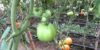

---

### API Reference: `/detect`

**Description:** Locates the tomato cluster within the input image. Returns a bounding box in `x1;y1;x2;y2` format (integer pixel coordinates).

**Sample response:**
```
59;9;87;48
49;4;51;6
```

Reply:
58;37;72;50
36;9;57;42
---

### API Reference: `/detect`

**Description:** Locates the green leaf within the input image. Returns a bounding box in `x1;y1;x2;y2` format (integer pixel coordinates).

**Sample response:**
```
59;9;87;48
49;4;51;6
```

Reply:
95;0;100;16
1;26;11;40
0;18;6;25
0;40;8;50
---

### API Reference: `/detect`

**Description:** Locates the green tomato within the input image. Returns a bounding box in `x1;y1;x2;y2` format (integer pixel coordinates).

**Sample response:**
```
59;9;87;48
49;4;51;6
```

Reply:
37;23;57;42
88;7;93;12
45;10;52;17
33;7;43;17
42;10;52;18
67;11;74;16
41;17;47;22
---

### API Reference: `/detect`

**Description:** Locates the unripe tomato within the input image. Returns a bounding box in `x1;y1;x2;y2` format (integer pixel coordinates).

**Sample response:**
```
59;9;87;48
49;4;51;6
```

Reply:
42;10;52;18
33;7;43;17
88;7;93;12
67;11;74;16
58;40;64;47
79;9;84;16
16;22;21;29
61;45;70;50
37;23;57;42
64;37;72;45
45;10;51;17
41;17;47;22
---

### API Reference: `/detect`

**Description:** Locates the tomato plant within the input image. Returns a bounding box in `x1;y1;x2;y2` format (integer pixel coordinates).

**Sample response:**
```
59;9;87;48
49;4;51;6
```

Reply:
37;23;57;42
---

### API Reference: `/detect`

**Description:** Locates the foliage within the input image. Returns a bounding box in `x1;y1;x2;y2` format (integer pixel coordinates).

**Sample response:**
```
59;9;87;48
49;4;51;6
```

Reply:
0;0;100;50
0;26;10;50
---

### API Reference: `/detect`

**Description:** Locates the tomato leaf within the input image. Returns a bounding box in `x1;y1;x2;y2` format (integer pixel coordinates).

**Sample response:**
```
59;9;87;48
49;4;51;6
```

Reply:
1;26;11;40
0;40;8;50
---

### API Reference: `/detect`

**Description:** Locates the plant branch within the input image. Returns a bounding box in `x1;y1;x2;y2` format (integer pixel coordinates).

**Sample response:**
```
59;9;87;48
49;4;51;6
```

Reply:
10;0;18;34
10;0;20;50
7;0;34;41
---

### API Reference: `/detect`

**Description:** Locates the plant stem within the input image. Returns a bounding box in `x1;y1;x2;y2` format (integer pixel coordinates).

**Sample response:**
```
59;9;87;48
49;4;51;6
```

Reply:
10;0;19;50
95;0;100;50
10;0;18;33
27;31;35;50
7;1;34;49
8;39;13;50
11;36;21;50
95;23;100;50
7;0;34;42
95;30;100;50
20;0;34;32
29;0;34;16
